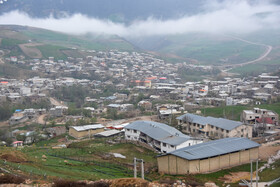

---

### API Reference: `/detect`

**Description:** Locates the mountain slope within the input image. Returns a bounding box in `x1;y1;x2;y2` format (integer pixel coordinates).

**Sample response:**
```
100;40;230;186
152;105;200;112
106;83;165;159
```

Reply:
0;25;136;59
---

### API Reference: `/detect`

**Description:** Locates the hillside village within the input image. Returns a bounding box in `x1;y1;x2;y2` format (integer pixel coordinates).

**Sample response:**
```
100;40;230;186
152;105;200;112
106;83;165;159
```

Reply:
0;48;280;186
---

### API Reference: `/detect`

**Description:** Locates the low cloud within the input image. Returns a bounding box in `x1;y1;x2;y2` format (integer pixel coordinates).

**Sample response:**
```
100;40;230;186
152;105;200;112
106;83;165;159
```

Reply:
0;0;279;37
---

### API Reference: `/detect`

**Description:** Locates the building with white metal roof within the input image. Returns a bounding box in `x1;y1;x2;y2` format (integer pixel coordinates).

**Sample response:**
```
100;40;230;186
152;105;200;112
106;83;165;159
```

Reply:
94;129;122;137
124;121;202;153
157;137;260;174
69;124;105;139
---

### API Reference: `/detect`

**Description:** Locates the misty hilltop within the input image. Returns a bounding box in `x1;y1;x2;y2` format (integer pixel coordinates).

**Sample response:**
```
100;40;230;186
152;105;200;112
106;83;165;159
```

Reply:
0;0;280;75
0;0;205;22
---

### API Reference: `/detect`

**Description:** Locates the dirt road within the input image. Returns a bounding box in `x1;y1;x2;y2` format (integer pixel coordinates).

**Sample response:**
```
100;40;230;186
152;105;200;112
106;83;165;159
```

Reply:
49;97;66;107
37;114;47;125
259;139;280;160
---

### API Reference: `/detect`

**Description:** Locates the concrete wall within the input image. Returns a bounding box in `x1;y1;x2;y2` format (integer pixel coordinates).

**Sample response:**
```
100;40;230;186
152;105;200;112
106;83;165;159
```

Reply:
124;129;140;141
157;147;259;174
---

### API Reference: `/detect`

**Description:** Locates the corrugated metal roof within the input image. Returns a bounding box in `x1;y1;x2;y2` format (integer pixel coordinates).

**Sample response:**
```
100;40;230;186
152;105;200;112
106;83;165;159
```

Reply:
177;113;243;130
159;137;260;160
125;121;191;146
71;124;104;132
94;129;122;137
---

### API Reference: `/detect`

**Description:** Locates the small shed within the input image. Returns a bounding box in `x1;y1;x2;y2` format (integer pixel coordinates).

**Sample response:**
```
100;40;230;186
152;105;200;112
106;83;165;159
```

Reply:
69;124;104;139
94;129;122;138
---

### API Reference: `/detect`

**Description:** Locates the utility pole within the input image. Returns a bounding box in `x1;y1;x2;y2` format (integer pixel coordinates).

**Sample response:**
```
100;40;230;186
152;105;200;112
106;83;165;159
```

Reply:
250;160;253;187
134;157;137;178
133;158;144;179
256;159;259;187
141;159;144;179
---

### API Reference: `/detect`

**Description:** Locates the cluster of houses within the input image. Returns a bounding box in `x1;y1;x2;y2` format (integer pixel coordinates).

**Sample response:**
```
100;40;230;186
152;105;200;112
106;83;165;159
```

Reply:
63;119;262;174
1;48;280;176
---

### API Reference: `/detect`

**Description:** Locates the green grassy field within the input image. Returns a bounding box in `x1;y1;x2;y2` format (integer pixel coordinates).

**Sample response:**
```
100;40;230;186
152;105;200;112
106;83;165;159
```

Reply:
203;102;280;121
0;138;157;181
0;25;135;60
23;29;135;51
36;45;68;60
157;33;265;65
230;57;280;76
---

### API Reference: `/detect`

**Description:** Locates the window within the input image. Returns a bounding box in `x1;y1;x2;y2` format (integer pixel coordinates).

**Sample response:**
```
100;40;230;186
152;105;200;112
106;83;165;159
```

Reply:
216;127;218;130
211;126;214;129
127;136;130;138
133;130;137;133
226;130;229;133
127;129;130;131
163;143;166;147
170;145;174;148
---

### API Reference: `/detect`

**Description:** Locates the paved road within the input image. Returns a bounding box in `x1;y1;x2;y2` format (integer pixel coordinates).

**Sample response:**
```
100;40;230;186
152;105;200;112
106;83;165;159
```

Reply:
222;36;273;72
0;50;5;64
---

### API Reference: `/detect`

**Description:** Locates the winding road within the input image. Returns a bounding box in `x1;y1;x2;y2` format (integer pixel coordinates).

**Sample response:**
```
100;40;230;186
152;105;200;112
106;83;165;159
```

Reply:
222;36;273;72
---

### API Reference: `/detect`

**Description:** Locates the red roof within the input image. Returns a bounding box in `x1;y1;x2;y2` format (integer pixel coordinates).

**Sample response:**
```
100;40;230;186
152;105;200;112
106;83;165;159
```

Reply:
146;76;157;80
256;118;274;124
13;141;23;144
159;77;167;80
0;81;8;84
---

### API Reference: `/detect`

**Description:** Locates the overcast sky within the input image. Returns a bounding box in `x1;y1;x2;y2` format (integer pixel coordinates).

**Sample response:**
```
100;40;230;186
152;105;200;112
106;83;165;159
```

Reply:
0;0;279;37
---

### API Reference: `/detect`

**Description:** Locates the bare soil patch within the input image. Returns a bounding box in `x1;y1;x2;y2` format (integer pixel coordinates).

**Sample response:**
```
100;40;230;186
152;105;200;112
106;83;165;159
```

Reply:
37;114;47;124
0;150;27;163
259;140;280;160
19;43;43;58
0;174;25;185
0;154;26;163
110;178;149;187
220;172;252;183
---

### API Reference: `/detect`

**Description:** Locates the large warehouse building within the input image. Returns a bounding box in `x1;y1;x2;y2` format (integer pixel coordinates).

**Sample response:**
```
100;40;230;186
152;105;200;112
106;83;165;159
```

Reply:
157;137;259;174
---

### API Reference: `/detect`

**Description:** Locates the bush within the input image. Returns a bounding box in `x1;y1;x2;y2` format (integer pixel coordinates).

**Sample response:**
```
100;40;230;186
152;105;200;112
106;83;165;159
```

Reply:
52;179;110;187
0;174;25;184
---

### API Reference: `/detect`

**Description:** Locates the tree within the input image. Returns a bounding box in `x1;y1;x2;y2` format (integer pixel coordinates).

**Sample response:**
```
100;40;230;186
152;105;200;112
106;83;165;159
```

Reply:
16;134;26;141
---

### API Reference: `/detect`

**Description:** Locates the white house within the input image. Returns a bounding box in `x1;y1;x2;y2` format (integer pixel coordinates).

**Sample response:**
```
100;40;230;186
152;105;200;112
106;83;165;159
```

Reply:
124;121;202;153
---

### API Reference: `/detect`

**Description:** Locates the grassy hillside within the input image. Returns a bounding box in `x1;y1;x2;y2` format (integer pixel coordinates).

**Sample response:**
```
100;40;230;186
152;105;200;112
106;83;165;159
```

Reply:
0;25;136;60
132;33;266;65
